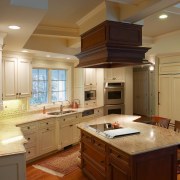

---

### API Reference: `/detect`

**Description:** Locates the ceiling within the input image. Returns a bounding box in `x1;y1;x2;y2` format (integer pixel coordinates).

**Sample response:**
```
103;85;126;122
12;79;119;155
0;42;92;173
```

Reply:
0;0;180;60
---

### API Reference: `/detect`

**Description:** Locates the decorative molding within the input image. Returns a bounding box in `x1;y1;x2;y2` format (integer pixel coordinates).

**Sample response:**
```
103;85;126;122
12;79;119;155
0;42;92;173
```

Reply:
154;30;180;41
76;2;106;26
33;25;80;37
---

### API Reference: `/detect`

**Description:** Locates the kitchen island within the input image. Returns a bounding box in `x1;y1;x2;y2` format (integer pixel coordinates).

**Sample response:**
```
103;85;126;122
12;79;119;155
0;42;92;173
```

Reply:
77;114;180;180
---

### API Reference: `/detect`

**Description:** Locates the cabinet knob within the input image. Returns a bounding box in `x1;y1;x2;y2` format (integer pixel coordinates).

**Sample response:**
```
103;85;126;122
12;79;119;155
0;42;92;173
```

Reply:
46;122;49;125
70;125;73;127
28;151;31;154
47;128;49;131
117;155;121;158
100;160;104;164
28;137;30;140
19;93;21;95
63;119;65;121
27;127;30;129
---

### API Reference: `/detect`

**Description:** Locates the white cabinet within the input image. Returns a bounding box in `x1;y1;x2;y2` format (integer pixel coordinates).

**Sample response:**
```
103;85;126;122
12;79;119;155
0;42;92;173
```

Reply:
159;74;180;123
17;121;38;161
84;68;96;87
104;68;125;82
58;113;81;149
0;153;26;180
38;118;56;155
158;75;171;119
3;56;32;100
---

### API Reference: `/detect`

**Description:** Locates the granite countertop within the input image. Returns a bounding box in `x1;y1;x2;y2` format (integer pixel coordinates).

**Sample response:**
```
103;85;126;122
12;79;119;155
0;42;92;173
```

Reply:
0;105;102;157
0;124;27;157
77;114;180;155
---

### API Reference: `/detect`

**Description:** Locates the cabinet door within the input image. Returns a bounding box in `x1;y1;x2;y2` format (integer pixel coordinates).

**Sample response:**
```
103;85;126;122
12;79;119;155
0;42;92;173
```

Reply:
84;68;96;86
3;57;17;99
113;68;125;82
38;127;56;155
60;125;73;148
18;58;32;97
159;75;172;118
172;75;180;123
73;124;80;144
105;68;125;82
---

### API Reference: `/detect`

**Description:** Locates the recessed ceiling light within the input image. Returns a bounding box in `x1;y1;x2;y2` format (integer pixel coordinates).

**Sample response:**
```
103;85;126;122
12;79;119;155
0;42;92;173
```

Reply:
22;50;28;53
159;14;168;19
8;25;21;30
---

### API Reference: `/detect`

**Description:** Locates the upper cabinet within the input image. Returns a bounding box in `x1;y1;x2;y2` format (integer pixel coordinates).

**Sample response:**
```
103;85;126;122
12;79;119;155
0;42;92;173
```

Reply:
84;68;96;88
3;56;32;100
104;68;125;82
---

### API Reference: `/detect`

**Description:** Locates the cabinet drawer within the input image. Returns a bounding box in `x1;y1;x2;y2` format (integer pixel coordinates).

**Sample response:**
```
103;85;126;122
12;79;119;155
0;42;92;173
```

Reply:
19;122;37;135
24;133;37;148
83;157;105;180
59;114;80;126
94;108;104;116
92;137;106;152
109;147;130;167
82;131;92;144
39;119;55;129
26;146;37;160
83;143;105;171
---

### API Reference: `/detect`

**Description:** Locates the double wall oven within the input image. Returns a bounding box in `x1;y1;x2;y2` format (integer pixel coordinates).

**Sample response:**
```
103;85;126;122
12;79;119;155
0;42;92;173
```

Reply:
104;82;125;115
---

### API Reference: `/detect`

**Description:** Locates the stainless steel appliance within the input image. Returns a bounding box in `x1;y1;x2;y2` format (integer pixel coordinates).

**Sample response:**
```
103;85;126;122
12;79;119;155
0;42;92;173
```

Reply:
84;90;96;101
88;123;140;139
104;104;125;115
104;82;124;104
104;82;125;115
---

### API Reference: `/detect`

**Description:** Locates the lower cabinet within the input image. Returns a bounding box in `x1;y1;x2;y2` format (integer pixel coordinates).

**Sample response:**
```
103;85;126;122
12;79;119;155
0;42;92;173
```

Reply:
81;131;106;180
38;118;56;155
58;113;81;149
17;122;38;161
108;147;130;180
81;130;177;180
0;153;26;180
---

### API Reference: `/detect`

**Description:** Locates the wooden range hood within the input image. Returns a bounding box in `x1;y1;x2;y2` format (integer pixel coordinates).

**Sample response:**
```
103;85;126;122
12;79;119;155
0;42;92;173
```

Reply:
76;20;150;68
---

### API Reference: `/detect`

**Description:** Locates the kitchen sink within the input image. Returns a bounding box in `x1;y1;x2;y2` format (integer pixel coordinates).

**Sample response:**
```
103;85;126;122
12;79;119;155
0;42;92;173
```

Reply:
47;110;76;115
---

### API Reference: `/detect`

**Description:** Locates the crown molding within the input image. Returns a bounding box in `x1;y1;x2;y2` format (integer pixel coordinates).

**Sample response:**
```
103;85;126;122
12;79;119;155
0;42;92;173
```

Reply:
76;2;106;26
33;25;80;37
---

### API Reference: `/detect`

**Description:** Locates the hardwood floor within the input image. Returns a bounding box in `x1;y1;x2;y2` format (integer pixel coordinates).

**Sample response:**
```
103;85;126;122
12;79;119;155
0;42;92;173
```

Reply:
26;152;88;180
26;152;180;180
26;165;88;180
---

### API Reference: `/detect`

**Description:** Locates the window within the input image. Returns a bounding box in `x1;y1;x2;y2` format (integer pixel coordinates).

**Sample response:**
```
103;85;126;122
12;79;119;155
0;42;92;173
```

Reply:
31;69;48;105
51;70;66;102
30;68;67;105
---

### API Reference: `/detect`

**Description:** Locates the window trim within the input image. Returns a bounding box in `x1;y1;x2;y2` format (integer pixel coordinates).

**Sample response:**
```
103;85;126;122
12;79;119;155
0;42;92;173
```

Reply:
29;63;71;108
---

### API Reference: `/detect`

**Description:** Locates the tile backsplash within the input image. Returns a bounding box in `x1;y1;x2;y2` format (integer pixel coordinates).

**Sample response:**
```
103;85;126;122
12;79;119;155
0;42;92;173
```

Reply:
0;99;28;120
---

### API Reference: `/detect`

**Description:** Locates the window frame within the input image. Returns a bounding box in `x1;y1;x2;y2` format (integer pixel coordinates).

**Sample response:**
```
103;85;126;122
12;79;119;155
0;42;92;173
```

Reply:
30;67;70;108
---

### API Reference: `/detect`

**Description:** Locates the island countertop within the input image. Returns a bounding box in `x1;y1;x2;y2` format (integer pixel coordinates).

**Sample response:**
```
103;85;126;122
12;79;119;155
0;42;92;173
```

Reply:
77;114;180;155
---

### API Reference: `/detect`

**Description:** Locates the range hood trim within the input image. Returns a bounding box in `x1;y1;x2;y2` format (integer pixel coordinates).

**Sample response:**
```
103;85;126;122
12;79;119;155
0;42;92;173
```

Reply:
76;45;150;68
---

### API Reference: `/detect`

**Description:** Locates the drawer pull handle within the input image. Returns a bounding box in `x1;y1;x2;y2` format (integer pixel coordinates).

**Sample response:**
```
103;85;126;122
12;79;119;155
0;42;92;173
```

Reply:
28;138;30;140
70;125;73;127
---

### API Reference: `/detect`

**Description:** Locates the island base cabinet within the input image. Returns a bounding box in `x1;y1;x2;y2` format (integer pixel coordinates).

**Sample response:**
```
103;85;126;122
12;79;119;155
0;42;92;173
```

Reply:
131;146;177;180
80;130;178;180
0;153;26;180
